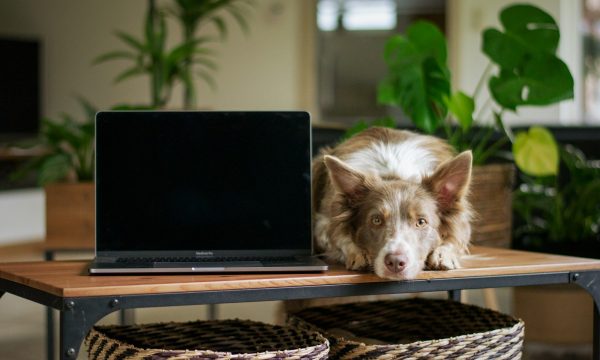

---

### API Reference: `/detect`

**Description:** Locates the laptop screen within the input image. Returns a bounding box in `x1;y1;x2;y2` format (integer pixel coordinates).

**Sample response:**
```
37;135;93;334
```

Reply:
95;111;312;255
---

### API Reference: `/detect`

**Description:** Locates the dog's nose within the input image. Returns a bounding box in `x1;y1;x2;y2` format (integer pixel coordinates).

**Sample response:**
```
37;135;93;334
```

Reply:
384;253;408;273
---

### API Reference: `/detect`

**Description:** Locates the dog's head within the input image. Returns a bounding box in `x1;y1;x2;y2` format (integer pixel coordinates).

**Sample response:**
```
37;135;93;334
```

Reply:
324;151;472;280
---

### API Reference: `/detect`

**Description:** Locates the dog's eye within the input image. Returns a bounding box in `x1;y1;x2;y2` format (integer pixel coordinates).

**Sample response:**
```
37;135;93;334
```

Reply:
371;215;383;226
416;218;428;227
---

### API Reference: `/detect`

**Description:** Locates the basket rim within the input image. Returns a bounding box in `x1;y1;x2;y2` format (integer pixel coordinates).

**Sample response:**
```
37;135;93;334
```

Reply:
87;318;330;358
293;318;524;350
288;298;524;349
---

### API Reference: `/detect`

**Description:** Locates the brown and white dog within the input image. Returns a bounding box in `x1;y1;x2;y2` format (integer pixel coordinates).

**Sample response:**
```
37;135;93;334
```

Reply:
313;127;473;280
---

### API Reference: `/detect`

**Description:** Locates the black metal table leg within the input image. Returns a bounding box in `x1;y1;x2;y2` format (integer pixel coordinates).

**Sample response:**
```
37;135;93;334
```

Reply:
571;271;600;360
447;289;461;302
45;250;55;360
594;303;600;360
59;297;114;360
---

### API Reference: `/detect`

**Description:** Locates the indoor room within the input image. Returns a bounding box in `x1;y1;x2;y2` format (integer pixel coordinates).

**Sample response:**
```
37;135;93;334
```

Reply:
0;0;598;359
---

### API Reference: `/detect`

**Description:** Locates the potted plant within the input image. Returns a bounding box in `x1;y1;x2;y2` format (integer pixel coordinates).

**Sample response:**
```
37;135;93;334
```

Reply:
369;3;573;248
94;0;253;109
511;142;600;355
12;99;96;249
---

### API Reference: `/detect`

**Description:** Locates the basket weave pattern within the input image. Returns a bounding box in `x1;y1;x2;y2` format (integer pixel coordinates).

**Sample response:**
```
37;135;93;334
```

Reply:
288;298;524;359
85;319;329;360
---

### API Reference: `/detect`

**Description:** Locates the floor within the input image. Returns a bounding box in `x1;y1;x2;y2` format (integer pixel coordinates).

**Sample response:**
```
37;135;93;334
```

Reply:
0;242;593;360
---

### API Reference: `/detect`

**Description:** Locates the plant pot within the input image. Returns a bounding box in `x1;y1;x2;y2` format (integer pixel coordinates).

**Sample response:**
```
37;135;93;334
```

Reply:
469;163;515;248
45;182;95;250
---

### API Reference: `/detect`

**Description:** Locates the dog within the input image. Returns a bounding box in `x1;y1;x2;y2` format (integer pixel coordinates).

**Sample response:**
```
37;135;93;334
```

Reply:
313;127;473;280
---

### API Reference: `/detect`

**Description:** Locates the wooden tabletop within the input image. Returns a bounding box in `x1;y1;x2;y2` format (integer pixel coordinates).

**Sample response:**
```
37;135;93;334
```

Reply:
1;246;600;298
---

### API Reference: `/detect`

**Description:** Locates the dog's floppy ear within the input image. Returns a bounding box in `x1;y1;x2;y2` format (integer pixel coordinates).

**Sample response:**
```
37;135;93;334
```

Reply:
424;151;472;210
324;155;369;199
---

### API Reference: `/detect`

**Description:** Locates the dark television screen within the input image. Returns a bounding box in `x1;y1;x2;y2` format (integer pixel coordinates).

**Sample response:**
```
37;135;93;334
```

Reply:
0;38;40;138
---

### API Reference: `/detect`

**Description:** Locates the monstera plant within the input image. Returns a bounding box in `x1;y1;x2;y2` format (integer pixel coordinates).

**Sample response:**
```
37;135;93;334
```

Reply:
377;4;573;175
371;3;574;248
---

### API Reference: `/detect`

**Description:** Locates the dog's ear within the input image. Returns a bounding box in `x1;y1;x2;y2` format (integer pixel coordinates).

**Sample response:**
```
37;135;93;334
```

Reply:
324;155;369;199
424;151;472;210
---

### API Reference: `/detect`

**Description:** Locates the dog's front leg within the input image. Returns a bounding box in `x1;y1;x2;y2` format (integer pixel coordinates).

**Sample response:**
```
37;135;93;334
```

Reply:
338;238;370;270
426;242;462;270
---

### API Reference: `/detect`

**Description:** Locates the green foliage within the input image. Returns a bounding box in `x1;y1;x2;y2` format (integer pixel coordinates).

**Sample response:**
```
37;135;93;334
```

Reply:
483;5;573;110
513;145;600;246
378;21;451;134
376;3;571;171
169;0;254;109
513;126;559;176
95;0;253;109
12;98;97;186
343;116;396;140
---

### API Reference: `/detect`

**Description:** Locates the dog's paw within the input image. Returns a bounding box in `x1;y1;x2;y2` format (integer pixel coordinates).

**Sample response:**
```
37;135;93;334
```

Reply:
345;251;370;270
426;245;461;270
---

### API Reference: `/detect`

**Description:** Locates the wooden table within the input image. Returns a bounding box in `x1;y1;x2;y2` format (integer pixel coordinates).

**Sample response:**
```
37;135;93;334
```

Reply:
2;246;600;360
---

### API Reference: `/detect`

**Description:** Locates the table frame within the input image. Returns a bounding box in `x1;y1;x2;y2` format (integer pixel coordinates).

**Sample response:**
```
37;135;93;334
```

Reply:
1;269;600;360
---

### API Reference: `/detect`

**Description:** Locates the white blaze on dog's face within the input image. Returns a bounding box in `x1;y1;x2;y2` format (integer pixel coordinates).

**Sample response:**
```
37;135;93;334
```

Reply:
324;152;472;280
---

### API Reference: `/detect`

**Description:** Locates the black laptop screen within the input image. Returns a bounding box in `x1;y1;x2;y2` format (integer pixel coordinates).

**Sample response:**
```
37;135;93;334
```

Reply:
96;111;312;253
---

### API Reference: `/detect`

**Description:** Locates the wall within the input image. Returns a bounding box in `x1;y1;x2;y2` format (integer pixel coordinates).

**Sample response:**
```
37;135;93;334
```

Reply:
0;0;304;245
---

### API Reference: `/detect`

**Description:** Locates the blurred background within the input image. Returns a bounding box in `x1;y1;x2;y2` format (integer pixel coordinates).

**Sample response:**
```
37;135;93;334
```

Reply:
0;0;598;359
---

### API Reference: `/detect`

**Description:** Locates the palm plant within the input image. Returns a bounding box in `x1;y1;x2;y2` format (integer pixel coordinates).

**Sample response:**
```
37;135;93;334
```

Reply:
12;98;96;185
94;0;253;109
169;0;254;109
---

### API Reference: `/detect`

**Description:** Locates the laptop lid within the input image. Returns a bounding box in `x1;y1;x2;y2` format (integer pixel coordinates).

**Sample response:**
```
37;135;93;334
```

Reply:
95;111;312;259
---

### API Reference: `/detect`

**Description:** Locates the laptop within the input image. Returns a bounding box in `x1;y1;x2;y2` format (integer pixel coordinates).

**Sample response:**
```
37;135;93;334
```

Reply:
89;111;328;274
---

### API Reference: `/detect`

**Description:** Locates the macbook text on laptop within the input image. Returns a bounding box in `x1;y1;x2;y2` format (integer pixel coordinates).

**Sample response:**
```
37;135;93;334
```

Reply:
89;111;327;274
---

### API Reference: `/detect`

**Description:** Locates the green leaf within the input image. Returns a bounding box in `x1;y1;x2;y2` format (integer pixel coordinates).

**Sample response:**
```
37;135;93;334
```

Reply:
500;4;559;54
488;54;573;110
513;126;559;176
115;31;146;52
372;116;396;128
75;96;97;121
192;56;218;71
378;22;451;134
211;16;228;39
38;153;72;186
197;70;217;91
114;66;145;83
406;21;447;64
92;50;137;65
343;120;369;140
482;29;529;70
110;104;156;110
482;4;573;111
445;91;474;131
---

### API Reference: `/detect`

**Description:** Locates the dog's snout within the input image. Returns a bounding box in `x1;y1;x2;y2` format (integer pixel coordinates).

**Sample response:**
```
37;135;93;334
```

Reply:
384;253;408;274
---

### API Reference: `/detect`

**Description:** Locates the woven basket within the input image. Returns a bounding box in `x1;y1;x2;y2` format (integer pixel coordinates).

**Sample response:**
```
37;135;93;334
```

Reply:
288;298;524;359
85;319;329;360
470;163;515;248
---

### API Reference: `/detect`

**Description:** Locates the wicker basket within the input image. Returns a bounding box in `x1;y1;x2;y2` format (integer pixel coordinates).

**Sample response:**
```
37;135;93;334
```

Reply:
85;319;329;360
287;298;524;359
470;163;515;248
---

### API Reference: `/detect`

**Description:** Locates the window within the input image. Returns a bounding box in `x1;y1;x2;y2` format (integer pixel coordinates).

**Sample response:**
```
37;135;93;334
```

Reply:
316;0;446;125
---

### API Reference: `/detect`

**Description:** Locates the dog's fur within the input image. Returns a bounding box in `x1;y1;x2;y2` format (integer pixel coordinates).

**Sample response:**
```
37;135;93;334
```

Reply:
313;127;473;279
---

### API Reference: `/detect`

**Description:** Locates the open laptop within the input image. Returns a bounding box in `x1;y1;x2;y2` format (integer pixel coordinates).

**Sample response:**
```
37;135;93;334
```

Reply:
89;111;328;274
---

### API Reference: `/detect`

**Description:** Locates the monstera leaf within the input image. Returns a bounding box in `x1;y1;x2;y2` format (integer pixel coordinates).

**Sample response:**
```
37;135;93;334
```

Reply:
482;4;573;110
378;21;451;134
513;126;559;176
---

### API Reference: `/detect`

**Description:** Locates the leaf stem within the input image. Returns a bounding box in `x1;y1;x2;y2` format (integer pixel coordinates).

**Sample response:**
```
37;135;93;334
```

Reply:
473;62;494;101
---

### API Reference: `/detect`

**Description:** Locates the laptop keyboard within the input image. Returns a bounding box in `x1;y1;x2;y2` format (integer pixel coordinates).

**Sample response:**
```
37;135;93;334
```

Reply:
116;256;297;263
